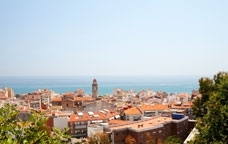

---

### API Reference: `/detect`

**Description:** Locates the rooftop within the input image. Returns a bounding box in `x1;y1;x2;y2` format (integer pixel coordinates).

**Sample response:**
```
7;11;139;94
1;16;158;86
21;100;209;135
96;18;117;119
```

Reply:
140;104;168;111
124;107;142;115
108;116;173;132
74;96;93;101
109;120;129;125
171;102;192;109
68;110;119;122
52;97;62;102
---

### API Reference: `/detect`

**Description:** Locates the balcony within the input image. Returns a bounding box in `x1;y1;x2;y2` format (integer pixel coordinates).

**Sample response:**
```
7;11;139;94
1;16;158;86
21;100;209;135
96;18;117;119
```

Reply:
75;125;87;129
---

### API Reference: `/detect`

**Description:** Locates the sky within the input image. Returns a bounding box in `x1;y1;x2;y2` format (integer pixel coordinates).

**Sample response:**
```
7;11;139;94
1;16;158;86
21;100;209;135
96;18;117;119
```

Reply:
0;1;227;77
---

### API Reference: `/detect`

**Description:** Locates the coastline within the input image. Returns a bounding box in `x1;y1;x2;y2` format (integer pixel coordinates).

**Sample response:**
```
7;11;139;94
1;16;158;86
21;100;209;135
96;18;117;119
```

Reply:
0;76;199;95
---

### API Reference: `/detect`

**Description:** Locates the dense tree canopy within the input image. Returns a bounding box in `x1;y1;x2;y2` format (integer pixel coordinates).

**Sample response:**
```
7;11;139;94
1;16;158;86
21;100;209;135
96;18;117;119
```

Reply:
0;103;70;144
192;72;228;143
192;77;213;118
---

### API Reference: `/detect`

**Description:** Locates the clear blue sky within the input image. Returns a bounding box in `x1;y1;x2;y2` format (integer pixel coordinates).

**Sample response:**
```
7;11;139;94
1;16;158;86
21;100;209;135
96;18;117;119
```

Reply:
0;1;227;77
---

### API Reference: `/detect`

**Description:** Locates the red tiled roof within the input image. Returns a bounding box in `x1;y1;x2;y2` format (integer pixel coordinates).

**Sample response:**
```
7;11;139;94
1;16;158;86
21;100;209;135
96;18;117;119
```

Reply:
170;102;192;109
68;111;119;122
140;104;168;111
52;97;62;102
74;96;93;101
124;107;142;115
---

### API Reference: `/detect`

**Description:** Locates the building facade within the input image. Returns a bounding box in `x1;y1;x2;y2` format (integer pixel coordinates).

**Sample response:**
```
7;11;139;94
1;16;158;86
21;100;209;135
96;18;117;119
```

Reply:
104;116;192;144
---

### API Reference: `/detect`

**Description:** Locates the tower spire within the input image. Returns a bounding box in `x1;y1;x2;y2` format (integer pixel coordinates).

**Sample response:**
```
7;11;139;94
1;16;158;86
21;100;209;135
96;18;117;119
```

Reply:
92;79;98;100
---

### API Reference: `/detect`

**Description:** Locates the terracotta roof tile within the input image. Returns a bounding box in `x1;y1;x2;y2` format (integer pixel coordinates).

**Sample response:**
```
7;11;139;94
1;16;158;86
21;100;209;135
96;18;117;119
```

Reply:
74;96;93;101
140;104;168;111
52;97;62;102
170;101;192;109
124;107;142;115
68;110;119;122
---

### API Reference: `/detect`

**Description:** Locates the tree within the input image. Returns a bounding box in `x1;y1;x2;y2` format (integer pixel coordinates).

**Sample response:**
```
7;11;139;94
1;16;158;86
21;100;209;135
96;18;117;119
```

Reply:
164;136;181;144
192;77;213;118
125;135;136;144
192;72;228;143
88;132;110;144
0;103;70;144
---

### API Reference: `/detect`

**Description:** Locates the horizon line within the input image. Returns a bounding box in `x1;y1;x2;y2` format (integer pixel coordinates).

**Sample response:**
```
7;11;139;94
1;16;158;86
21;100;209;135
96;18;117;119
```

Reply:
0;74;209;78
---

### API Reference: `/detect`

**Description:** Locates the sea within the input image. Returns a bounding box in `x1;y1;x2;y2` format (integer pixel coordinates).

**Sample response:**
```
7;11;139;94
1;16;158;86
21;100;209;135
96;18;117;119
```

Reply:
0;76;200;95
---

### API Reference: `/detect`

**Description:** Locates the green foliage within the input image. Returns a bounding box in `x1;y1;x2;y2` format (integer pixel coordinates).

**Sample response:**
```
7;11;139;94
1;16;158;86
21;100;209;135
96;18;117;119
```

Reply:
0;103;70;144
192;77;213;118
192;72;228;143
164;136;181;144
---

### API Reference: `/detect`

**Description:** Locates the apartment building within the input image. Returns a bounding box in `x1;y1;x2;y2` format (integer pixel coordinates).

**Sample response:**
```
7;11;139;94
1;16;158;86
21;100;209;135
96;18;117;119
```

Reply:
121;107;143;121
46;110;73;130
170;101;193;119
68;110;120;138
0;87;14;99
140;104;169;117
52;92;94;112
120;104;170;121
104;115;191;144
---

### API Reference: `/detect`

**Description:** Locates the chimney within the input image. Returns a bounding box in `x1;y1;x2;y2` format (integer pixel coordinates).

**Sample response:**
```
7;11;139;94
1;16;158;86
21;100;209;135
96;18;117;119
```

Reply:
138;124;143;128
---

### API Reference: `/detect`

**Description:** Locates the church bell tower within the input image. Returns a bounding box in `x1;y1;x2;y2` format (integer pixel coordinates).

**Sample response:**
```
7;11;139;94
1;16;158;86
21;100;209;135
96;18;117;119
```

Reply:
92;79;98;100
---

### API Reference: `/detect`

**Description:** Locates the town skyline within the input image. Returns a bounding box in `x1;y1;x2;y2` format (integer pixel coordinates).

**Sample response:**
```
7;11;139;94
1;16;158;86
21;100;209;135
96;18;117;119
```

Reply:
1;1;228;77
